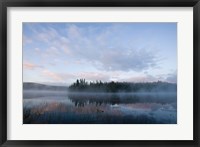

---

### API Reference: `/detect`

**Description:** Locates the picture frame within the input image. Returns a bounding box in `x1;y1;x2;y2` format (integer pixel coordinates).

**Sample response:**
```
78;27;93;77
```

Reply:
0;0;199;146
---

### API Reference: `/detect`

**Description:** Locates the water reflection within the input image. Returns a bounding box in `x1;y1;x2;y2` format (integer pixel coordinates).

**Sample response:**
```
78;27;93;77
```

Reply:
23;90;177;124
68;93;176;107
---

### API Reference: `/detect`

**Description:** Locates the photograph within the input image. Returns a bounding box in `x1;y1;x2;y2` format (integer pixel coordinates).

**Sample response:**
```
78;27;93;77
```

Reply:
1;0;199;146
23;22;177;124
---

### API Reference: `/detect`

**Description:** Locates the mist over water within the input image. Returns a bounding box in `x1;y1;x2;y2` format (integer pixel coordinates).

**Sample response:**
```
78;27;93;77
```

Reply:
23;89;177;124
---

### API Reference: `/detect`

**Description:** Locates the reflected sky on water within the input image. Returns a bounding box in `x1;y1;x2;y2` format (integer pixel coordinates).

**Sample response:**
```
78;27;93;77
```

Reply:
23;90;177;124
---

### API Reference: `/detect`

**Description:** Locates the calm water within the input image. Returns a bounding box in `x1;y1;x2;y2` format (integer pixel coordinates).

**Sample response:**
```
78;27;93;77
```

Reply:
23;90;177;124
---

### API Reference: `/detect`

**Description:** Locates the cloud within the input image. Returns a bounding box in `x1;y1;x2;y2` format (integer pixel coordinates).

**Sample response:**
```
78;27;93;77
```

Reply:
40;69;174;84
117;71;177;83
41;70;75;82
35;48;40;52
24;23;161;73
40;70;111;83
45;46;61;56
23;61;43;70
42;70;63;81
35;26;59;43
23;35;32;45
36;46;63;60
121;71;177;83
77;72;111;82
99;48;158;72
67;24;81;38
63;24;160;72
120;74;159;83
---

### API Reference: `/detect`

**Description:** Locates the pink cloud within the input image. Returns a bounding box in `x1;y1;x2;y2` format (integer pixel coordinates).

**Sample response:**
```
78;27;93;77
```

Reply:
42;70;63;81
121;75;157;83
23;61;43;70
42;70;75;82
77;72;110;82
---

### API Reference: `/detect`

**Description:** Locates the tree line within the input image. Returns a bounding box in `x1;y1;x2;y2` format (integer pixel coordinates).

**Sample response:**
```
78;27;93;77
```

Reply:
68;79;177;93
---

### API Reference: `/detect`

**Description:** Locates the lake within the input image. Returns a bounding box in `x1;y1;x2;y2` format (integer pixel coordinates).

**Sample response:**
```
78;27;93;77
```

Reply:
23;90;177;124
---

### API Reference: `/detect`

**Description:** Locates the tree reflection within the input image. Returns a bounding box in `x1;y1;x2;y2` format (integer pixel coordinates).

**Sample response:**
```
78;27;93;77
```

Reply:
67;93;176;107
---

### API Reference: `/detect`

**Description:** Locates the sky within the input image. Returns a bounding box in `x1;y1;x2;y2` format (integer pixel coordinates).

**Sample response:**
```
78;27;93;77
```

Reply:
23;23;177;86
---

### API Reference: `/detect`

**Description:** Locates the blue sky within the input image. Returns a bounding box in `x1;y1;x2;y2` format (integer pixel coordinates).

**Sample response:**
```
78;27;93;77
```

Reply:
23;23;177;85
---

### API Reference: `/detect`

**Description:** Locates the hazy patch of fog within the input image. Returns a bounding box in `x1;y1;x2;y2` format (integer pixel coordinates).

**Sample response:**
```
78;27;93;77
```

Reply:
23;90;68;99
23;89;176;99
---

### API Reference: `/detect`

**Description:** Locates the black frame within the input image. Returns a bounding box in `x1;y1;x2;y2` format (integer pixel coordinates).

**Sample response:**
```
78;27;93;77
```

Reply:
0;0;199;146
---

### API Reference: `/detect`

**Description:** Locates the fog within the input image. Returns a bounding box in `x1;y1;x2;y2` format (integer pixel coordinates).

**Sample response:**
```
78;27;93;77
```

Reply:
23;90;68;99
23;83;177;124
23;89;176;102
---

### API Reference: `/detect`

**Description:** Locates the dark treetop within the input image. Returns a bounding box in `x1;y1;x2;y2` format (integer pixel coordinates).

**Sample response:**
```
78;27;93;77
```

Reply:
68;79;177;93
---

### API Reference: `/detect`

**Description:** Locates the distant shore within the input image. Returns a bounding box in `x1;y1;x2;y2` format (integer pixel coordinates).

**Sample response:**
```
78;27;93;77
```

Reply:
23;80;177;93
